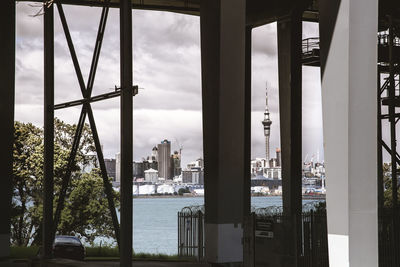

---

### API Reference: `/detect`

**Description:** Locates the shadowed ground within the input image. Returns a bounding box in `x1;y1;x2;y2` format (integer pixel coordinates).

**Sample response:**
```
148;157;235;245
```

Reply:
1;259;211;267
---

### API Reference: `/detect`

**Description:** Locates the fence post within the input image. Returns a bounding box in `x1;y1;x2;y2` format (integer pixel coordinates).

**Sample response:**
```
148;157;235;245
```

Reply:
311;210;316;267
198;211;203;261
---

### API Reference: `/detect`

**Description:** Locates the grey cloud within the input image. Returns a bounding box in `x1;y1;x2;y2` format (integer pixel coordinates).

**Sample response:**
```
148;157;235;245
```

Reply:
15;5;324;164
252;23;277;57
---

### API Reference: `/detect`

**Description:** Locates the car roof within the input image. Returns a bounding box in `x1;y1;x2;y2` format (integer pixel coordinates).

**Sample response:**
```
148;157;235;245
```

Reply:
54;235;82;243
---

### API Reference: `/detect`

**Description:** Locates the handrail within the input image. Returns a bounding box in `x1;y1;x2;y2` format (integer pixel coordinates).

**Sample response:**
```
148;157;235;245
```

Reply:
302;37;320;54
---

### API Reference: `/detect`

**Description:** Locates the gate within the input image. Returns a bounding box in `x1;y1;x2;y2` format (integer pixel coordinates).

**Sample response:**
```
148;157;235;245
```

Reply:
178;204;400;266
177;205;205;261
299;211;329;267
246;205;329;267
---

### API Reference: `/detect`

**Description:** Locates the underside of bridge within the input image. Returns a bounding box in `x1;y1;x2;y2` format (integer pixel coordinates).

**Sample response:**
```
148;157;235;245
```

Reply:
1;0;399;267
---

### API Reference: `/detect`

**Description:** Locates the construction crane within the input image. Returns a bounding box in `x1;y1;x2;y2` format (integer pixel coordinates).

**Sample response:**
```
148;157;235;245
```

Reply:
174;137;184;158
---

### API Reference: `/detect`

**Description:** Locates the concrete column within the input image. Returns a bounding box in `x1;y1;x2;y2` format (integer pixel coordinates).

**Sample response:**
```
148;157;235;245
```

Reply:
319;0;378;266
277;9;303;267
0;0;15;258
244;26;252;220
200;0;247;264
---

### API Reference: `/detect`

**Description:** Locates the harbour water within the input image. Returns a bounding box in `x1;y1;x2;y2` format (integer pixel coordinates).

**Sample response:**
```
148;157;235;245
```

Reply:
123;196;320;255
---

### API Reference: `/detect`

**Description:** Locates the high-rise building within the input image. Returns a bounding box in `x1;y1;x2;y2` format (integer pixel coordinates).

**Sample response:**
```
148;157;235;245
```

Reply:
157;139;171;179
261;87;272;164
151;146;158;161
133;161;144;178
115;153;121;183
171;151;181;178
276;148;281;167
104;158;116;181
144;168;158;183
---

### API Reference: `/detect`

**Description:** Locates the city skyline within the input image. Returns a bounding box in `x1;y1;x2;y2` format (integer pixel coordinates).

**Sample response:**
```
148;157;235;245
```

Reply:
14;3;324;167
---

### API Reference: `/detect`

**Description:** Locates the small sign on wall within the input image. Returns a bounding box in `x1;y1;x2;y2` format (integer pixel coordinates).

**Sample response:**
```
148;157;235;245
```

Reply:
255;220;274;238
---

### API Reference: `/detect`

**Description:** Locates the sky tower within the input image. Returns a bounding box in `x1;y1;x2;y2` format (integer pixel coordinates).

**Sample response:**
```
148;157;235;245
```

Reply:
262;87;272;163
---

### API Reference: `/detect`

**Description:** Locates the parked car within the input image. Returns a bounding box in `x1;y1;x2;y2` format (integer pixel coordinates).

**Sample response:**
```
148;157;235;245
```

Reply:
53;235;85;260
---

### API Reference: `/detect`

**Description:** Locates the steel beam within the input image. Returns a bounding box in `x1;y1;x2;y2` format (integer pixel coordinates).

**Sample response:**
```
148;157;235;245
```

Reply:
277;9;303;267
54;86;137;110
378;70;384;221
86;105;120;246
87;3;109;96
381;140;400;166
57;3;87;96
53;107;87;237
52;3;121;248
388;15;399;267
120;0;134;265
244;26;252;221
54;90;123;110
0;0;15;258
380;113;400;120
43;3;55;259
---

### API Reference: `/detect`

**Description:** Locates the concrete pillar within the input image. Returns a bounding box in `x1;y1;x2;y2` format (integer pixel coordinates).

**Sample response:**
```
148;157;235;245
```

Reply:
277;9;303;267
200;0;247;264
0;0;15;258
319;0;378;266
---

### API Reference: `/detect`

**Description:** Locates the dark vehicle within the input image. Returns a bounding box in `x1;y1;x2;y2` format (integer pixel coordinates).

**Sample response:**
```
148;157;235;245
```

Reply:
53;235;85;260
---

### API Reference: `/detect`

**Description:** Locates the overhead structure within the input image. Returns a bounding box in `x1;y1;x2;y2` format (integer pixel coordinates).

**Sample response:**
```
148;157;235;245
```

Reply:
2;0;399;266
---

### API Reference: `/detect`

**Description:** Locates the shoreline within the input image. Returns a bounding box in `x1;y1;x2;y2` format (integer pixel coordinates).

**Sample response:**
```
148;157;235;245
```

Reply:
132;194;326;199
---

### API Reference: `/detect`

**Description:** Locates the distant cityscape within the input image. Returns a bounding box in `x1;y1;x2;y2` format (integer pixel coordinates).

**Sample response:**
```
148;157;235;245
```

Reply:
99;86;325;197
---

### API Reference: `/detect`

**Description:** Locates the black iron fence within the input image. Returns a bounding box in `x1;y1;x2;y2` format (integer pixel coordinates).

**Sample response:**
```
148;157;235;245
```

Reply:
177;206;204;261
178;205;400;266
379;208;400;267
251;209;329;267
302;37;320;55
299;211;329;267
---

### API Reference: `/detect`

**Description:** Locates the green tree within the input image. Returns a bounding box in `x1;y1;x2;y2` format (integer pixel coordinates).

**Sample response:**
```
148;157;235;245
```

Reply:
382;163;400;208
58;169;119;245
178;187;190;196
11;119;118;246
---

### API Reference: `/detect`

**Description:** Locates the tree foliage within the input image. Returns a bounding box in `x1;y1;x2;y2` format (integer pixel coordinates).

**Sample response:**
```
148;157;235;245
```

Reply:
382;163;400;208
11;119;118;246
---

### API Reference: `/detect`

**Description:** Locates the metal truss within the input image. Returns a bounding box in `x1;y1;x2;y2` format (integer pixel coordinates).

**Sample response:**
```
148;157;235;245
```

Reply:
49;0;131;247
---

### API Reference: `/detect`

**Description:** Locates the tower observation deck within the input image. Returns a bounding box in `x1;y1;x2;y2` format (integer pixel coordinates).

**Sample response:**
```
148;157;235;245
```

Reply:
5;0;400;266
262;87;272;162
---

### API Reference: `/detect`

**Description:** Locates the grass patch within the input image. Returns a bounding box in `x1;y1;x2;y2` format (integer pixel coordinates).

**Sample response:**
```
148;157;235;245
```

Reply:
133;253;181;261
85;246;192;261
10;246;39;258
85;246;120;257
11;246;195;262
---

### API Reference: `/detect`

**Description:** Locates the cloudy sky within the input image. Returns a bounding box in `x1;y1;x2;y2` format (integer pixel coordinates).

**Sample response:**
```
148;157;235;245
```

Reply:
15;2;324;167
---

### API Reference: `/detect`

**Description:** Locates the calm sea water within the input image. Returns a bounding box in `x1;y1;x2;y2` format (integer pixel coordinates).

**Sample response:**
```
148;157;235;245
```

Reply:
116;196;318;255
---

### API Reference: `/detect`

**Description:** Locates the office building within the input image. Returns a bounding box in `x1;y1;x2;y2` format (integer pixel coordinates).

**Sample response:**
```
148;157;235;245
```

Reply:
157;139;171;180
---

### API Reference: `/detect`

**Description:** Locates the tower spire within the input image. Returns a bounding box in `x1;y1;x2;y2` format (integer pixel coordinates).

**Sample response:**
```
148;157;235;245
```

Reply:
262;85;272;164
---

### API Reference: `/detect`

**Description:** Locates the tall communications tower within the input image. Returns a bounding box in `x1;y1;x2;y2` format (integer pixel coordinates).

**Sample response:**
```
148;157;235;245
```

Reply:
262;87;272;163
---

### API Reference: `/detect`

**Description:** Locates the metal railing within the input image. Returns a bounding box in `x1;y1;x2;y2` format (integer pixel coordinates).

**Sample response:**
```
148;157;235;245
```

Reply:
378;32;400;47
178;204;400;266
252;209;329;267
302;37;320;55
178;205;205;261
379;208;400;267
